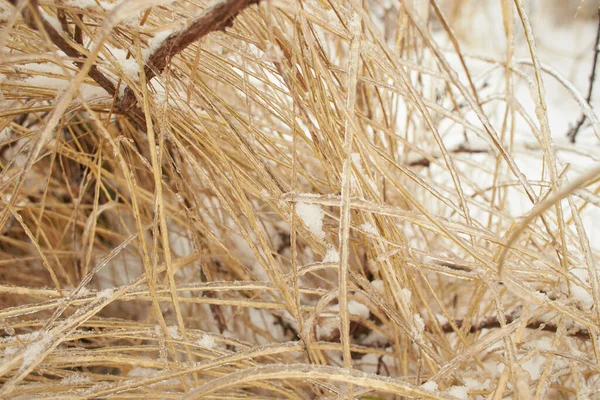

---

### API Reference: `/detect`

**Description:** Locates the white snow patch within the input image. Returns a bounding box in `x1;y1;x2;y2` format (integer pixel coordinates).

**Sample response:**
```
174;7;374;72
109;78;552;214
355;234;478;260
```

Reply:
167;325;182;340
522;353;546;381
413;313;425;337
263;42;284;62
464;377;490;390
63;0;116;10
19;73;109;101
435;313;448;326
21;334;52;369
1;346;18;358
108;46;139;80
348;300;369;319
534;337;553;351
144;30;174;62
360;222;379;236
569;268;593;309
296;202;325;240
370;279;384;295
15;62;64;75
316;324;336;340
196;334;216;349
40;10;63;34
421;380;438;392
323;245;339;262
447;385;468;399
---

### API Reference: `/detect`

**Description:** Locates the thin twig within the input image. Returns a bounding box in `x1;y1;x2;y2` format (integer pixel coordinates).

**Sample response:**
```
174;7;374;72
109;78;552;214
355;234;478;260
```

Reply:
567;8;600;143
440;313;590;340
408;144;489;168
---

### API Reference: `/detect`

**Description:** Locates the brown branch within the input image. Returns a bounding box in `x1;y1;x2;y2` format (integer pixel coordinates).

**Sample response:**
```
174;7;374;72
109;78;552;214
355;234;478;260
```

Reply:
408;144;489;168
120;0;261;111
73;14;83;46
440;312;590;340
567;8;600;143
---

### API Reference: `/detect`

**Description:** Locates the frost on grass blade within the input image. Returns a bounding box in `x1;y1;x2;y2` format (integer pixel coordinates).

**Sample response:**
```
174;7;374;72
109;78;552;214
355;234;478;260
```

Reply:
21;333;52;370
96;288;114;299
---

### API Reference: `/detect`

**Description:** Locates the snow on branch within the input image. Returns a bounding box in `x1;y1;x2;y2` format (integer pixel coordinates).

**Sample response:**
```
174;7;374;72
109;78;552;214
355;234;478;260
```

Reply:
11;0;263;129
120;0;263;111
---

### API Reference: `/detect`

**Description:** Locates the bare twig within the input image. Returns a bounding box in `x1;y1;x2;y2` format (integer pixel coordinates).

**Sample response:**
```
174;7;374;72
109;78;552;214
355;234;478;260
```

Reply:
440;312;590;340
120;0;261;111
408;144;489;168
567;8;600;143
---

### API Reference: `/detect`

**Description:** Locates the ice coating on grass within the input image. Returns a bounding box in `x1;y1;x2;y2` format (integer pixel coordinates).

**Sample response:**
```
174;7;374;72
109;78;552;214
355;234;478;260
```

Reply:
96;288;114;299
21;333;52;370
296;202;325;240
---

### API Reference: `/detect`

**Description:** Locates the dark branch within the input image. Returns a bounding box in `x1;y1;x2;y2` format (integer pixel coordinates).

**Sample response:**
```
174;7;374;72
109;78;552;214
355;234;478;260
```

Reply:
567;8;600;143
120;0;261;111
440;312;590;340
408;144;489;168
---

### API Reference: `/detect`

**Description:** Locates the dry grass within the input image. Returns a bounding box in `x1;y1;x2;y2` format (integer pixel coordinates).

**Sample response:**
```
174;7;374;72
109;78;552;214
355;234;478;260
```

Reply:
1;0;599;398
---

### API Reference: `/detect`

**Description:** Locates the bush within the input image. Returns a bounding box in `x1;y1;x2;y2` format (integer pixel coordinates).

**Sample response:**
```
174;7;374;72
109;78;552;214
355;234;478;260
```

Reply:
0;0;599;398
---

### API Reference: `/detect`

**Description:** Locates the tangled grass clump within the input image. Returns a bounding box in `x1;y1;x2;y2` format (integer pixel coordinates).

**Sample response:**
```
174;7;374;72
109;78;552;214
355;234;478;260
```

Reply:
1;0;600;398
